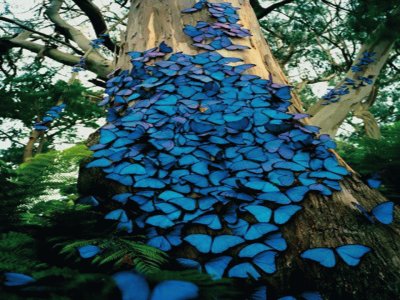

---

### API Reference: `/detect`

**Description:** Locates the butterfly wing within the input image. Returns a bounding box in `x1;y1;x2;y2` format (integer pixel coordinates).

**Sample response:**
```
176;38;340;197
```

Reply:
3;272;35;286
264;233;287;251
239;243;272;258
177;258;202;271
112;271;150;300
253;251;278;274
228;262;261;280
371;201;394;224
300;248;336;268
244;223;279;240
150;280;199;300
78;245;101;259
184;234;212;253
251;285;268;300
273;205;302;225
212;235;244;253
204;256;232;279
146;215;174;229
335;244;371;266
244;205;273;222
193;214;222;230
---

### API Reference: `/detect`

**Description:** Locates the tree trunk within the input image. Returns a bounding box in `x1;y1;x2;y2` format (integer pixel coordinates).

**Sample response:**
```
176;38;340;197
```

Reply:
307;9;400;137
78;1;400;298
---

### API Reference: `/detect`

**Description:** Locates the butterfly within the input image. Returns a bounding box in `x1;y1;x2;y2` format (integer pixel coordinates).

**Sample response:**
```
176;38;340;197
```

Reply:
204;256;232;279
78;245;101;259
300;244;371;267
184;234;244;253
3;272;36;287
112;271;199;300
243;204;302;225
278;292;323;300
147;226;183;251
353;201;395;224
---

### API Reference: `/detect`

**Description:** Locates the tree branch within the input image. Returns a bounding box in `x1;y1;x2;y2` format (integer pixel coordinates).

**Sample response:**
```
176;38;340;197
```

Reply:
1;32;112;78
0;129;25;146
71;0;116;52
45;0;92;52
250;0;295;19
0;16;84;54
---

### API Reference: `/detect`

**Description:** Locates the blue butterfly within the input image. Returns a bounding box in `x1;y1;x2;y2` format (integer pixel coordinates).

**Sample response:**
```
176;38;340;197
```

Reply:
251;285;267;300
112;272;199;300
77;195;99;206
146;226;183;251
184;234;244;253
177;258;202;271
253;250;278;274
3;272;36;287
273;205;302;224
146;215;174;229
278;291;323;300
228;262;261;279
86;158;112;168
78;245;101;259
204;256;232;279
353;201;395;224
193;214;222;229
239;243;272;258
300;244;371;267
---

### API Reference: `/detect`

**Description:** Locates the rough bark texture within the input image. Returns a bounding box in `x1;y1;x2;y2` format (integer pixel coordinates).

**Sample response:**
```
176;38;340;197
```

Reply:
78;1;400;298
308;9;400;137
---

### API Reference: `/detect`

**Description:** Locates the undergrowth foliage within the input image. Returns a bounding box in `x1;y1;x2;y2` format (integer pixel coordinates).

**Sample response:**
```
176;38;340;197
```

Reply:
0;144;239;299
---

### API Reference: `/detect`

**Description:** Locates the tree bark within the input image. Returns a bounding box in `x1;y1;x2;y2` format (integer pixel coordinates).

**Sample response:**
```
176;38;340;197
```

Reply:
78;0;400;298
307;9;400;137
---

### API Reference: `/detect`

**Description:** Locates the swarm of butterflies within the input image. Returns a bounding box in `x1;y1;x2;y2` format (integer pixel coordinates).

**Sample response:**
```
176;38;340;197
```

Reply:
9;1;395;299
322;51;376;105
33;103;66;131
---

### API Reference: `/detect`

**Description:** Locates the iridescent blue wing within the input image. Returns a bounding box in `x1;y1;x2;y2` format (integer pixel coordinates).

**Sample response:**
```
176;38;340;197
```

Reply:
253;250;278;274
204;256;232;279
367;178;382;189
228;262;261;279
86;158;112;168
184;234;212;253
78;245;101;259
244;223;279;240
244;205;272;222
371;201;394;224
212;235;244;253
273;205;302;224
146;215;174;229
150;280;199;300
239;243;272;258
111;193;132;204
135;178;166;189
3;272;35;286
264;233;287;251
119;163;146;175
112;271;150;300
77;195;99;206
245;180;279;192
193;214;222;230
300;248;336;268
147;235;172;251
177;258;202;271
286;186;310;202
251;285;267;300
105;209;129;222
335;244;371;266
